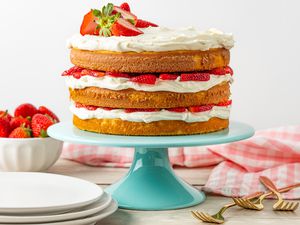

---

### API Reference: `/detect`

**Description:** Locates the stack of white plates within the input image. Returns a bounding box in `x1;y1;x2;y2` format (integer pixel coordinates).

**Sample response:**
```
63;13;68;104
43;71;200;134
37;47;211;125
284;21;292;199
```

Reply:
0;172;117;225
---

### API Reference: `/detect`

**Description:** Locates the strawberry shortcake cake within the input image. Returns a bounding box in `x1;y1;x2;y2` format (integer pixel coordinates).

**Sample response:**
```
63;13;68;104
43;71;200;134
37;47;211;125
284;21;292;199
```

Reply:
63;2;234;136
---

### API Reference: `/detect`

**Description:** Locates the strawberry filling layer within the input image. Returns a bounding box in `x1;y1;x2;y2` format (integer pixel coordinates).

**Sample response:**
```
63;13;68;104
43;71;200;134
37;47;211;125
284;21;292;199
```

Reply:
71;101;231;123
62;66;233;84
75;100;232;113
63;66;233;93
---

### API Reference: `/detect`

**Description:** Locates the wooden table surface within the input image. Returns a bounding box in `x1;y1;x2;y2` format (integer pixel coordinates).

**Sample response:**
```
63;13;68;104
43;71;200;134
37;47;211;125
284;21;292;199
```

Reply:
48;159;300;225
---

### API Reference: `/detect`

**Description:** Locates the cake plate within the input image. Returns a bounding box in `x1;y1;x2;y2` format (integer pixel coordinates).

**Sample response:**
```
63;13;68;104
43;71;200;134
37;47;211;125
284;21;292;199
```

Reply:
48;121;254;211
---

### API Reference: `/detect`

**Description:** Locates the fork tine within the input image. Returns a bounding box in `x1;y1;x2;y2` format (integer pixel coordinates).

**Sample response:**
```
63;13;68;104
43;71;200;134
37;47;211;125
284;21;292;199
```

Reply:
245;200;256;209
287;202;294;211
281;201;288;210
289;202;297;211
283;202;291;210
201;212;214;222
240;199;252;208
285;202;296;211
194;211;206;220
274;200;284;210
293;202;299;211
284;202;294;211
238;199;248;207
194;211;208;222
196;211;212;222
191;211;203;221
198;212;211;219
233;198;244;207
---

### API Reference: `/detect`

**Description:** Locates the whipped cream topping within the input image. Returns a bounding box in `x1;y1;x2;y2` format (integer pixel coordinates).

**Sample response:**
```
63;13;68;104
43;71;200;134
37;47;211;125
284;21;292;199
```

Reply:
67;27;234;52
65;74;232;93
70;103;231;123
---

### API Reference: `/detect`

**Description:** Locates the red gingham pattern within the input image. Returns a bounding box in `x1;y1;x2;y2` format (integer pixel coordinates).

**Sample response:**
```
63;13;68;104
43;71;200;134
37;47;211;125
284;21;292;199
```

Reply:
62;125;300;199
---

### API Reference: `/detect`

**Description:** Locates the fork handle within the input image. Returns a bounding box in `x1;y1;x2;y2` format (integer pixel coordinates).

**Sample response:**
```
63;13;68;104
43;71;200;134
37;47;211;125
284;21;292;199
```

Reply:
245;191;264;199
278;183;300;193
260;176;279;192
264;182;300;198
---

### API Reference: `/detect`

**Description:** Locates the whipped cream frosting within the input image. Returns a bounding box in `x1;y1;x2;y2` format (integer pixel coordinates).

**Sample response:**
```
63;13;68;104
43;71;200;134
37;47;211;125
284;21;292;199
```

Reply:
65;74;232;93
67;27;234;52
70;103;231;123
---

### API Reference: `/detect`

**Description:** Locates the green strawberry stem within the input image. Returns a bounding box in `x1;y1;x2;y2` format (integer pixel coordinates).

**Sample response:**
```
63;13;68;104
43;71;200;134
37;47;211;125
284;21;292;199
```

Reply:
92;3;120;37
40;129;48;138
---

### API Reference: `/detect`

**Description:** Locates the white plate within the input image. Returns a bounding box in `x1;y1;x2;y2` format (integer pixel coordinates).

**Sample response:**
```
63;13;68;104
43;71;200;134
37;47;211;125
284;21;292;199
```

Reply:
0;193;112;223
0;172;103;214
0;199;118;225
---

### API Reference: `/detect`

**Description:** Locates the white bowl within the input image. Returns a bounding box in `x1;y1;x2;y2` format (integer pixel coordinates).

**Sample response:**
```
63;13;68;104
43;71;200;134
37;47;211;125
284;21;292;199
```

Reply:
0;137;63;172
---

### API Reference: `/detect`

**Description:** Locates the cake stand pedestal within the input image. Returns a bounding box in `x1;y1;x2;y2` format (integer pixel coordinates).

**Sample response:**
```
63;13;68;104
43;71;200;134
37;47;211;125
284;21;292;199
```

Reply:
48;121;254;210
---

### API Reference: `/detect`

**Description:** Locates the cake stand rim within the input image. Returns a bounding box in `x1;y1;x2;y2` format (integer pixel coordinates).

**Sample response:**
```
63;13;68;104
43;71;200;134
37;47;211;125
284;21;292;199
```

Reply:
48;121;254;148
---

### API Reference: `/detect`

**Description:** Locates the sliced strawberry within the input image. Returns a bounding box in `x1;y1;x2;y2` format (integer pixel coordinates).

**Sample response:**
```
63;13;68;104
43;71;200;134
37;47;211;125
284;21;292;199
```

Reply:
136;19;158;28
210;66;234;76
102;107;114;111
113;6;137;24
216;100;232;107
38;106;60;122
106;71;130;78
81;69;105;78
75;103;85;108
224;66;234;76
120;2;131;12
72;72;82;79
159;74;178;80
10;117;31;130
62;66;84;76
86;105;98;111
63;67;105;79
180;73;210;82
130;74;157;85
80;11;99;35
125;108;159;113
167;107;187;113
111;18;143;36
75;103;98;111
189;105;213;113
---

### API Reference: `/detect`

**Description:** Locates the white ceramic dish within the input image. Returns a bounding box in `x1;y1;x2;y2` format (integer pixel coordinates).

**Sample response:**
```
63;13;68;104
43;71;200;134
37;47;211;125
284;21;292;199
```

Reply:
0;199;118;225
0;137;63;172
0;172;103;214
0;193;112;223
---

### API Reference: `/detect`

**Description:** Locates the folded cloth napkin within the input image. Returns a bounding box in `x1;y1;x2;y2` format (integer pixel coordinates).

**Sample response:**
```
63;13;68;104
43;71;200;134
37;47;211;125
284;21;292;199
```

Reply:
62;125;300;199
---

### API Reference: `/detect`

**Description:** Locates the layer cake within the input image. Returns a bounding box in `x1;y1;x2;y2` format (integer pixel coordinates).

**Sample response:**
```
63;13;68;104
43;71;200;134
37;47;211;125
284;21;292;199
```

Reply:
63;3;234;136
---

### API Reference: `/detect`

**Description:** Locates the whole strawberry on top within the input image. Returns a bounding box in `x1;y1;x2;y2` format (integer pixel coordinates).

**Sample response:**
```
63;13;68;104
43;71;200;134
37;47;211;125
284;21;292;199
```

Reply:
0;103;59;138
80;2;158;37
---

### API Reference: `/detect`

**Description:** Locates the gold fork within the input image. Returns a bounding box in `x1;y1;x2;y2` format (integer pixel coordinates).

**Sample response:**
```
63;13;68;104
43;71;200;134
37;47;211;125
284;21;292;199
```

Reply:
191;191;263;224
233;180;300;211
259;176;299;211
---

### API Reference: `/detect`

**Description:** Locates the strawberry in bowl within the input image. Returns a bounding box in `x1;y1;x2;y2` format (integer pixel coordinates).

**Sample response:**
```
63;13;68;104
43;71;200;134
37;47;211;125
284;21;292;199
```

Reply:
0;103;63;172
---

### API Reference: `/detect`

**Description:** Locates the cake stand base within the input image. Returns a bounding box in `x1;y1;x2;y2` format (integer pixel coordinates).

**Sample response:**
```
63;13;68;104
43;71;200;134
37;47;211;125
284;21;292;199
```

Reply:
105;147;205;210
48;121;254;211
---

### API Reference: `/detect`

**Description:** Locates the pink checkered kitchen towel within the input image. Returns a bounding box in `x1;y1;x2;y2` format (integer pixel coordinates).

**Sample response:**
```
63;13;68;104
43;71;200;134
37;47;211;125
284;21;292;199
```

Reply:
63;125;300;199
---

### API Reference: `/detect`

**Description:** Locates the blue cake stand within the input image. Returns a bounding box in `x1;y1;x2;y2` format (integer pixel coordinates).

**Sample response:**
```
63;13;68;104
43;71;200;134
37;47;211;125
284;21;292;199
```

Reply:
48;121;254;211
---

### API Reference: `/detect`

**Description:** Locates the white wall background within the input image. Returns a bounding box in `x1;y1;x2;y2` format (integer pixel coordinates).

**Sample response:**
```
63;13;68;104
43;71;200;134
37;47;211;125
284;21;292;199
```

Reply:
0;0;299;130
